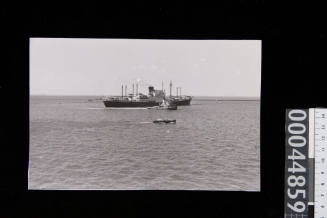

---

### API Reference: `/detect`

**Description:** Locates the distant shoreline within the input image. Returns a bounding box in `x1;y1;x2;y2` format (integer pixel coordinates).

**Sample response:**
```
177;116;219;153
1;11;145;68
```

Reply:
198;99;260;101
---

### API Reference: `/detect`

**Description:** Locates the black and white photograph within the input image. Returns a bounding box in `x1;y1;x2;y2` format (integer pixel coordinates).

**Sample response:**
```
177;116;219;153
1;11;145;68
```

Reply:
29;38;261;190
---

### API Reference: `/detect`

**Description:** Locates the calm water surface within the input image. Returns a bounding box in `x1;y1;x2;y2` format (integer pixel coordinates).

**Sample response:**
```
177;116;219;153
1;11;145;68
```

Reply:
29;96;260;190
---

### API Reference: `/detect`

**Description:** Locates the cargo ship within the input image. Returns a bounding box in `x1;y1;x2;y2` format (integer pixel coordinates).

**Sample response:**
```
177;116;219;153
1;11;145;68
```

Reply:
103;81;192;108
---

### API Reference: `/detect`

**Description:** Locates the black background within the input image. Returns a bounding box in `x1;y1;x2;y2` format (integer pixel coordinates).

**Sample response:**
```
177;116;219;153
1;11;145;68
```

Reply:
1;2;326;218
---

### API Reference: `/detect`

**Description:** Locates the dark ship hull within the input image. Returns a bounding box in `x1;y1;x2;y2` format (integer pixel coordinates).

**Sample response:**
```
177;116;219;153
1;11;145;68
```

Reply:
103;100;159;108
104;98;191;107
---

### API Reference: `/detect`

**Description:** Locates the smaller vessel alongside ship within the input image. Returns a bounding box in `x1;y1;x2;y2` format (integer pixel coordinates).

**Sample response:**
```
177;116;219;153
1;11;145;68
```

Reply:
149;99;177;110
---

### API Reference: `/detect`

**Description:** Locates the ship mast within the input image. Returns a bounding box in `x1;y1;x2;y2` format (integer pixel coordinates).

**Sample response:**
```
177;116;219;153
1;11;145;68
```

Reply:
132;83;135;96
169;80;172;97
125;85;127;97
136;83;139;96
121;85;124;99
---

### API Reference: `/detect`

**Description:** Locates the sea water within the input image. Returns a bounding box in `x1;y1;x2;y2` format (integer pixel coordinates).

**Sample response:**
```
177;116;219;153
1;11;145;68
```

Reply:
29;96;260;190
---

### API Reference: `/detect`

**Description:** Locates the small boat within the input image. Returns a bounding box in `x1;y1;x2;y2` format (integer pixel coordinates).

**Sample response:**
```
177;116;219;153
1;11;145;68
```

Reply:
153;119;176;124
147;99;178;110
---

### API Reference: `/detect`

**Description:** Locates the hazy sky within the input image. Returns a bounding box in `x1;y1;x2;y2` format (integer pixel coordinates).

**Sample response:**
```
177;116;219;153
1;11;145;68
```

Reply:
30;38;261;97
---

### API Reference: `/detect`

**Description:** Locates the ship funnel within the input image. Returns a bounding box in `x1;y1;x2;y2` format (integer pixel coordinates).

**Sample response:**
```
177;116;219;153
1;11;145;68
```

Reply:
148;86;155;96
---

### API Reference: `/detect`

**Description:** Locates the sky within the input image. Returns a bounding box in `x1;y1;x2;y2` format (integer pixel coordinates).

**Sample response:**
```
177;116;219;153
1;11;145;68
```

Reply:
30;38;261;97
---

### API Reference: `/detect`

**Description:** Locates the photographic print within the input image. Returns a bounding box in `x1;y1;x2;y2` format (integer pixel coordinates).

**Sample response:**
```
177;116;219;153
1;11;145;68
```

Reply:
29;38;261;190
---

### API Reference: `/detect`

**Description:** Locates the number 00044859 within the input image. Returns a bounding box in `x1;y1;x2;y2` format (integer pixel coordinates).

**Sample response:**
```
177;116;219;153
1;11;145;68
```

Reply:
285;110;308;214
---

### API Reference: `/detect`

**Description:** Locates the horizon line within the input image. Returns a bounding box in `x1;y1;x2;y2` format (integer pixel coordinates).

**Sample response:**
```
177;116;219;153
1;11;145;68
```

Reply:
30;94;260;98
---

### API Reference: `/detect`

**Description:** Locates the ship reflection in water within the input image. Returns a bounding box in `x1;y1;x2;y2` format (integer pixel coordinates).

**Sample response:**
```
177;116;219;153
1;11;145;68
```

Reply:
103;81;192;109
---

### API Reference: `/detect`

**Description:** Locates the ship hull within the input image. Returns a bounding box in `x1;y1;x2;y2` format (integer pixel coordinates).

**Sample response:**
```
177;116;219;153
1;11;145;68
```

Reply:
103;100;159;108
